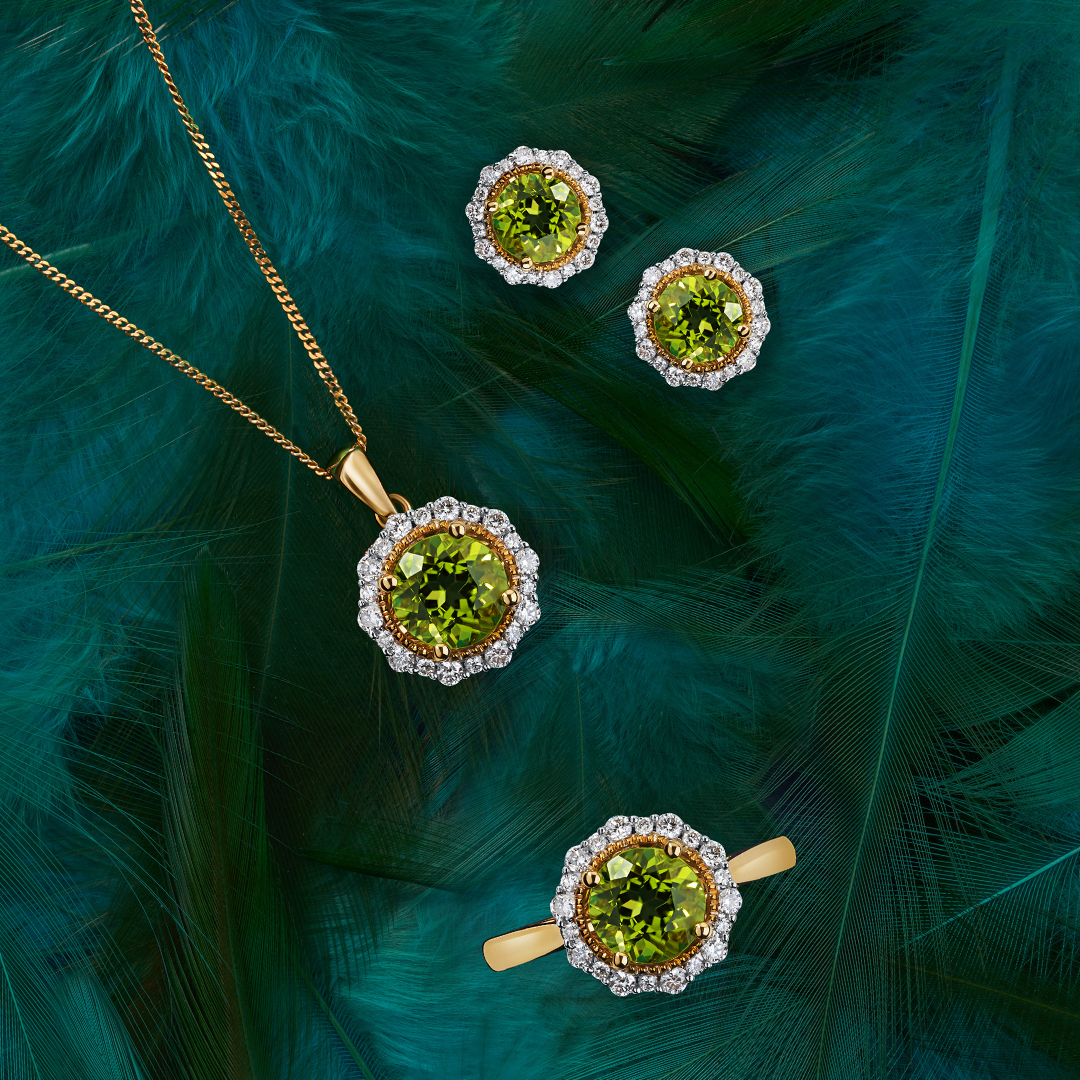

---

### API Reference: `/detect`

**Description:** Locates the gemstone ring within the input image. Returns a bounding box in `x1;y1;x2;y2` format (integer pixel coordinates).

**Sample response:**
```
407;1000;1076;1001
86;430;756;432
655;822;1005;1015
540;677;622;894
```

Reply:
628;248;771;389
466;147;608;287
357;496;540;683
482;814;795;996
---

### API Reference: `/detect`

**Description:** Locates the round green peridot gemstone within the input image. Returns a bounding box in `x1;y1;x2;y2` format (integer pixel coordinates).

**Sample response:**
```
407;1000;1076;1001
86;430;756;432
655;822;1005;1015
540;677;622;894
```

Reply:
490;170;583;265
391;531;509;649
653;273;747;365
587;844;708;965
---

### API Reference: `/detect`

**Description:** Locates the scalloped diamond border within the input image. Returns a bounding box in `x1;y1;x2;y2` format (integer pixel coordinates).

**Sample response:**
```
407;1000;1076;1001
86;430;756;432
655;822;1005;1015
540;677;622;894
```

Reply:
356;496;540;685
627;248;771;389
466;147;608;287
549;813;742;996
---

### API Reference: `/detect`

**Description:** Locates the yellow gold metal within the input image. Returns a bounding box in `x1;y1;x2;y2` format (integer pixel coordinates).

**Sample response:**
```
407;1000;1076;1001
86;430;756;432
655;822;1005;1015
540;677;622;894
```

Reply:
727;836;796;884
645;262;754;374
703;266;719;280
613;952;630;969
378;575;398;592
484;163;592;273
329;446;396;520
375;494;413;528
501;589;520;606
486;200;499;213
484;833;797;974
664;840;683;858
448;520;467;538
482;919;563;972
433;643;451;660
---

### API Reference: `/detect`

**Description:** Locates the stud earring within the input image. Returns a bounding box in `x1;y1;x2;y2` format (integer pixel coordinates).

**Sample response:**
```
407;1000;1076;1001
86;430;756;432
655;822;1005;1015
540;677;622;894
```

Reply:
466;147;607;287
627;248;770;389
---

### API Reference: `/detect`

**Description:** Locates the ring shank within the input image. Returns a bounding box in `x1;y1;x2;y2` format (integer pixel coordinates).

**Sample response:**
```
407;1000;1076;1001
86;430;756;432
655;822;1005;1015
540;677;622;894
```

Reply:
482;835;796;972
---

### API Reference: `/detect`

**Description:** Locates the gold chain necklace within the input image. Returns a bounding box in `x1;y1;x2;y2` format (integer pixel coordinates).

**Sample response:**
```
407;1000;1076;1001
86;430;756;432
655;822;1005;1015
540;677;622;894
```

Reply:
0;1;542;685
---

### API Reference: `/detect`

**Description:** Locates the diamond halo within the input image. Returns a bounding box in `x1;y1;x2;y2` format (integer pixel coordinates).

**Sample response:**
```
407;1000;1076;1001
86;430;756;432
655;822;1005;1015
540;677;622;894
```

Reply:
627;248;770;390
466;147;607;286
551;813;741;995
357;496;540;683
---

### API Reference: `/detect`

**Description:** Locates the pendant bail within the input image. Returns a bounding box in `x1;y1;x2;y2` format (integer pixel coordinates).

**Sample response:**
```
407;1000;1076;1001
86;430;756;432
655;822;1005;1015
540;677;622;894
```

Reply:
328;445;410;523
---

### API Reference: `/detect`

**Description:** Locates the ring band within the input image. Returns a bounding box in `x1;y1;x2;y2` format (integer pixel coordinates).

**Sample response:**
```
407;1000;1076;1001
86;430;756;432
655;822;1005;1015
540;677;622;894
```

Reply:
483;816;795;995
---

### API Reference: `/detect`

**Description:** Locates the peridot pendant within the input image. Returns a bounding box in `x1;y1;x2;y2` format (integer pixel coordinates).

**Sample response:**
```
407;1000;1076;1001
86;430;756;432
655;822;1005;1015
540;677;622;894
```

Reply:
357;496;540;684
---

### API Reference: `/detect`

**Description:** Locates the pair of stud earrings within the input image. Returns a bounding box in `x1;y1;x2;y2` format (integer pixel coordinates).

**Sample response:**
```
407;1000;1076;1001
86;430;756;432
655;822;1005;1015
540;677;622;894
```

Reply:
466;147;771;391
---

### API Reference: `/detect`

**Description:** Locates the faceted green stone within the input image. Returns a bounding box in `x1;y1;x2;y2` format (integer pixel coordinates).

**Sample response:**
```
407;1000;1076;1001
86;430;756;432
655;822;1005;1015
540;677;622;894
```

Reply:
587;844;708;965
391;531;509;649
653;273;747;364
490;170;582;265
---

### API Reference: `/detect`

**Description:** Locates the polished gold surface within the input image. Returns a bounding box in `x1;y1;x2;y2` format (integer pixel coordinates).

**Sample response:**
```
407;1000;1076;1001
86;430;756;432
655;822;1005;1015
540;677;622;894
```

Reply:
330;446;396;518
703;266;719;280
727;836;796;884
486;200;499;213
738;324;751;337
576;221;589;236
501;589;520;606
482;919;564;972
646;298;661;314
679;358;694;371
379;575;399;592
664;840;682;858
485;833;798;973
613;952;630;969
520;256;534;270
433;643;451;660
448;520;467;538
541;165;555;180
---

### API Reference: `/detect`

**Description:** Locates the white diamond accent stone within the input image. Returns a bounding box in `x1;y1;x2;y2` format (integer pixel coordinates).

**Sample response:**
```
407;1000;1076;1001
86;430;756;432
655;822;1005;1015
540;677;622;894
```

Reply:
416;659;436;679
719;889;743;916
437;661;463;686
659;968;688;994
431;497;460;519
483;509;510;534
631;815;654;834
655;813;683;837
604;816;632;841
358;605;382;632
610;972;636;997
484;640;511;668
517;548;539;574
699;841;727;867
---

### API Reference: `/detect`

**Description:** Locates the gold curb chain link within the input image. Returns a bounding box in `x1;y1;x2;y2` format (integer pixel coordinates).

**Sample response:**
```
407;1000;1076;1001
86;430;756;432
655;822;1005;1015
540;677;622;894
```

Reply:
0;0;368;478
0;223;333;477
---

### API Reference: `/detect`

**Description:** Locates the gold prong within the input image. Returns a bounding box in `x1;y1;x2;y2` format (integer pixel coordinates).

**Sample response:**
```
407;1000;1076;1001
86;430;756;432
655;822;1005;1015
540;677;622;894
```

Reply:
501;589;520;606
433;643;451;660
542;165;555;180
664;840;682;858
582;870;601;887
703;266;719;280
485;200;499;213
576;222;588;237
521;257;533;271
738;324;751;337
379;575;398;592
613;952;630;969
679;358;694;371
646;299;661;314
694;922;712;940
448;520;467;538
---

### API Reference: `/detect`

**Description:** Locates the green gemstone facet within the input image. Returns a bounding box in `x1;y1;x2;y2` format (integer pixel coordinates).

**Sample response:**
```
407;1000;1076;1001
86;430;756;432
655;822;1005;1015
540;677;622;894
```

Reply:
653;273;747;365
587;844;708;964
391;531;509;649
490;170;583;265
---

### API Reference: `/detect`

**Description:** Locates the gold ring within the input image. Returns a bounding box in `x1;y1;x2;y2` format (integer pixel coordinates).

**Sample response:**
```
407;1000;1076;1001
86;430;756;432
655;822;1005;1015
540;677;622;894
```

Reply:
482;813;795;996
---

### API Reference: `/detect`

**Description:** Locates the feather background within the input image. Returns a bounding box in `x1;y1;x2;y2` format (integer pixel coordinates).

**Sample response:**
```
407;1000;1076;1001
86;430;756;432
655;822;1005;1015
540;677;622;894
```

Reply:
2;0;1079;1077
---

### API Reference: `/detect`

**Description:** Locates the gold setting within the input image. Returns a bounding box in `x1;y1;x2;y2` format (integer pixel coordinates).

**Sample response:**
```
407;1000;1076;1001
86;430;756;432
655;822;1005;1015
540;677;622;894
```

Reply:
645;263;754;373
573;833;720;976
484;163;592;273
375;518;521;663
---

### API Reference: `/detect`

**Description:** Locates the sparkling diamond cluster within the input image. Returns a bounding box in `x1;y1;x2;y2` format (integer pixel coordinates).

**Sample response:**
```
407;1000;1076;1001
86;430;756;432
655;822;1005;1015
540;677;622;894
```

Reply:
466;147;607;287
550;813;741;996
357;496;540;684
627;248;770;389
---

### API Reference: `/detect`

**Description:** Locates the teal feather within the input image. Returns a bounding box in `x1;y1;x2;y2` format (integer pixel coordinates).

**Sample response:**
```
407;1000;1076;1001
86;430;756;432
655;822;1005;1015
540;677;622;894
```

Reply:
1;0;1079;1077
